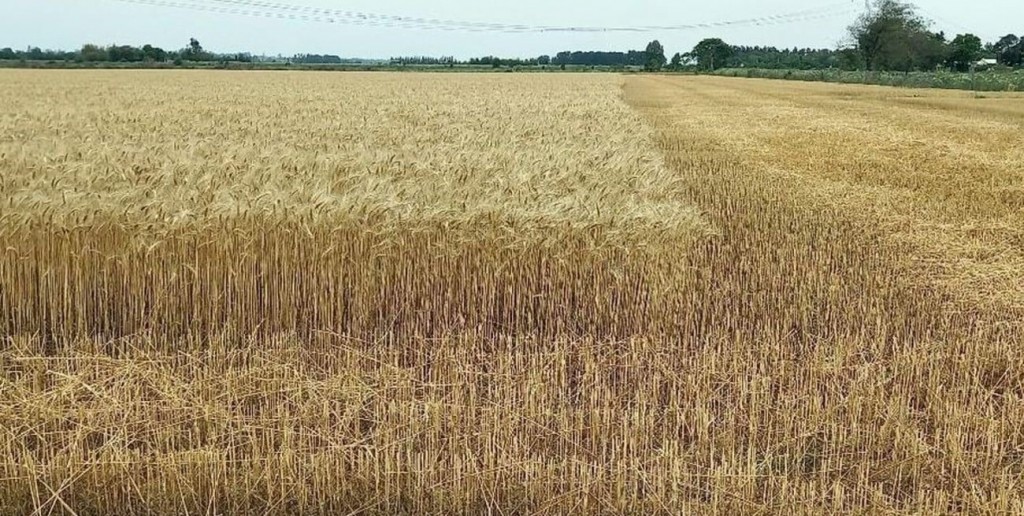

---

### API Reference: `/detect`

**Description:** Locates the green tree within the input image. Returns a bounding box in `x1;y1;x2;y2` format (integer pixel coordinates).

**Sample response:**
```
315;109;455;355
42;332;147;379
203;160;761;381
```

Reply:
849;0;936;71
644;40;666;71
947;33;983;71
690;38;733;71
670;52;683;70
108;45;144;62
911;31;950;71
79;44;108;62
183;38;208;61
993;34;1022;67
837;47;864;70
142;44;167;62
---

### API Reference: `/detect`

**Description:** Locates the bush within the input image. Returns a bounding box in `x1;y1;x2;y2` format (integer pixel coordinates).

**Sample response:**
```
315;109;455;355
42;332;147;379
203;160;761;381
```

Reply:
711;68;1024;92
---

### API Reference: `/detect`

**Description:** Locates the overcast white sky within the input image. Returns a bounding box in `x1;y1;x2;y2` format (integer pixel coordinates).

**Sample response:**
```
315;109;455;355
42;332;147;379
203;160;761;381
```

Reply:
1;0;1017;59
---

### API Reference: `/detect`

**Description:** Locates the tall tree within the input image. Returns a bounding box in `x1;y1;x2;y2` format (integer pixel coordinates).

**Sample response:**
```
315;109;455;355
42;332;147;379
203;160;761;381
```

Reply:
142;44;167;62
644;40;667;71
670;52;683;70
849;0;937;71
183;38;208;61
79;44;108;62
993;34;1022;67
690;38;733;71
911;30;951;71
947;33;984;71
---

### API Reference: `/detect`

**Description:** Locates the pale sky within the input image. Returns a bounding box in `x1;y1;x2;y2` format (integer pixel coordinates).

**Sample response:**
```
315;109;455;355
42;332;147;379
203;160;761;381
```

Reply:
1;0;1017;59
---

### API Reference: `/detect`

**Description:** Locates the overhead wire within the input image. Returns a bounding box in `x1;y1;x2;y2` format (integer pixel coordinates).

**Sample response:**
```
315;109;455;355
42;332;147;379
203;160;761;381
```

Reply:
105;0;858;34
202;0;853;32
915;5;995;41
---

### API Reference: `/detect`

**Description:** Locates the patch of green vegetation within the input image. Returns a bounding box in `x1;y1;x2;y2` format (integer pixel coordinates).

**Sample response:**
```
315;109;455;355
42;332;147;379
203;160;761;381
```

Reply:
712;68;1024;92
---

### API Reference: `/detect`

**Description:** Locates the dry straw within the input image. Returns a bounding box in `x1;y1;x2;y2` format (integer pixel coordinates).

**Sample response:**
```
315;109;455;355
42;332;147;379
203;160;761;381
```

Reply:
1;70;1022;514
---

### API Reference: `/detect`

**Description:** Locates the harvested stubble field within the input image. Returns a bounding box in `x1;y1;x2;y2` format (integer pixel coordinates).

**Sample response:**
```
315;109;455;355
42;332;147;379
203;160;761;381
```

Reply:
1;70;1023;514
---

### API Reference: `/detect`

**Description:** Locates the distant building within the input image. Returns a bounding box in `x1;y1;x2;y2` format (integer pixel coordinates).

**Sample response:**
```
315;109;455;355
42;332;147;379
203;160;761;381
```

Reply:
975;58;999;68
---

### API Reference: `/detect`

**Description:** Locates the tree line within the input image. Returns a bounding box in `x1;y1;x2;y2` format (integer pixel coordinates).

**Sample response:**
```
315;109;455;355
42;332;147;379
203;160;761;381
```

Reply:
390;52;647;68
1;39;248;64
4;2;1020;73
398;1;1020;73
677;1;1021;72
0;39;351;65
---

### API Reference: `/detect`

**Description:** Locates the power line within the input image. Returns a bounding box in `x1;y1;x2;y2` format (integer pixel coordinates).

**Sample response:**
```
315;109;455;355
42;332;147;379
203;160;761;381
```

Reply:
915;5;991;40
204;0;851;32
108;0;482;32
204;0;547;32
105;0;857;34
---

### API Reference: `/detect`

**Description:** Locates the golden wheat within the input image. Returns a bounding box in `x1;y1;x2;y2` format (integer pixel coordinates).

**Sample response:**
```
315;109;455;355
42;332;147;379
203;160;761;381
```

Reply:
1;70;1023;514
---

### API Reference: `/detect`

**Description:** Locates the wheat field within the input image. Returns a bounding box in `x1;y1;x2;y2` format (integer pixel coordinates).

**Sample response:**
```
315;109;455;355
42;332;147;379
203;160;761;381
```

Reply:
1;70;1023;514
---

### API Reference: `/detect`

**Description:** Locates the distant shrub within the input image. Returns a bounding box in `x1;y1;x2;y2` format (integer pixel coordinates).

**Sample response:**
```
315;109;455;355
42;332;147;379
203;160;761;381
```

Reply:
712;68;1024;92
